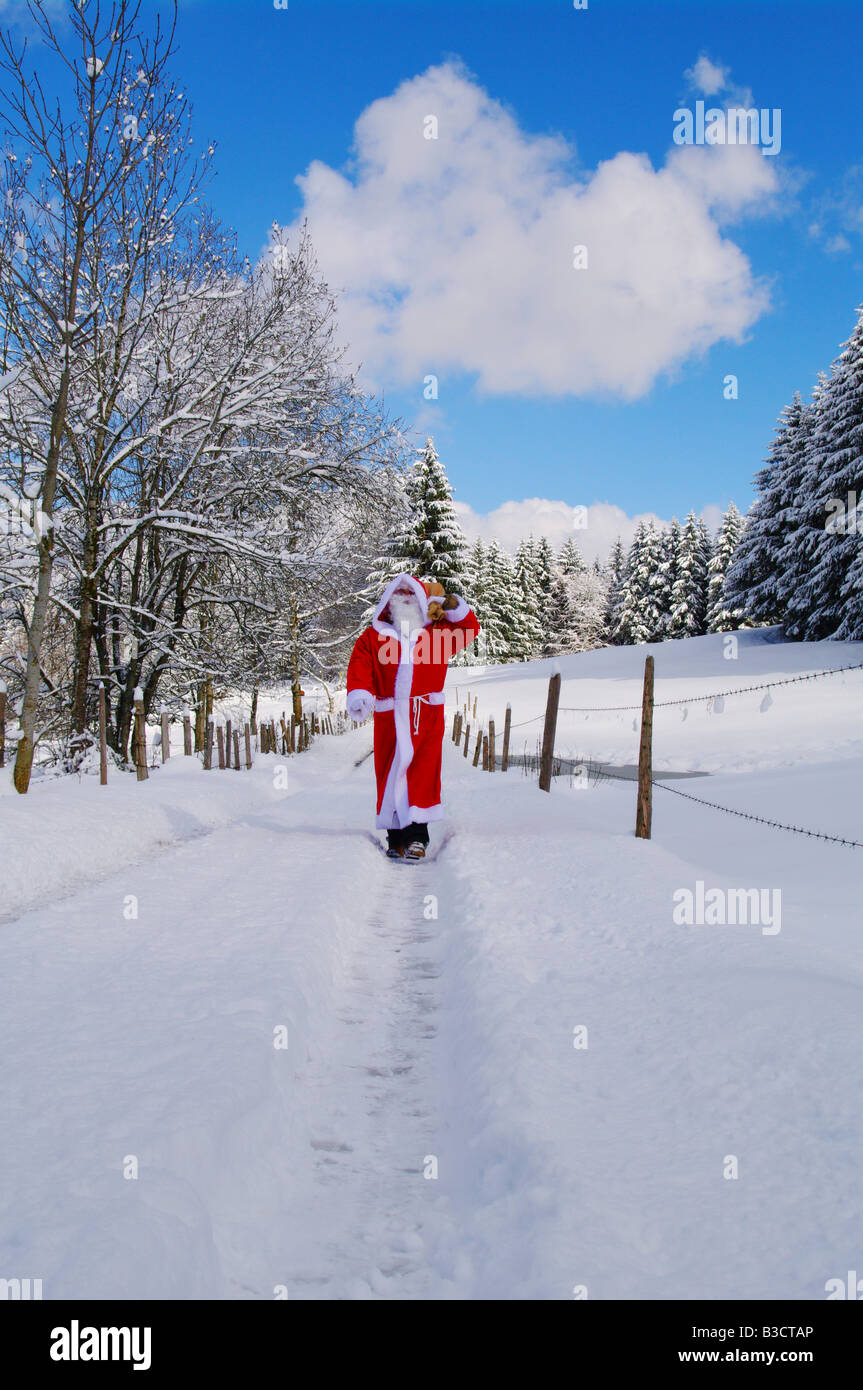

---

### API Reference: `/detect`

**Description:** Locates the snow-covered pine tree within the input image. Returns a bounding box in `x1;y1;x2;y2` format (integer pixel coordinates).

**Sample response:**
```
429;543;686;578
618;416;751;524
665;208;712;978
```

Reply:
603;538;628;644
558;536;588;576
789;306;863;640
480;540;520;662
614;522;662;644
511;537;544;659
667;512;708;639
543;570;579;655
706;503;746;631
391;438;467;591
656;519;681;637
533;535;557;649
723;392;814;629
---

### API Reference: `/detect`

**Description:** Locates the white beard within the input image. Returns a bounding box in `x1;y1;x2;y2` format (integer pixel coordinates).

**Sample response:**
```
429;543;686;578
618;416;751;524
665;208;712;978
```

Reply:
388;591;426;634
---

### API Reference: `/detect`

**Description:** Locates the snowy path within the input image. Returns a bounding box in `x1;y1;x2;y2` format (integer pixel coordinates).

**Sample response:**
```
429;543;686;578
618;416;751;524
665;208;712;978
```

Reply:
1;670;861;1299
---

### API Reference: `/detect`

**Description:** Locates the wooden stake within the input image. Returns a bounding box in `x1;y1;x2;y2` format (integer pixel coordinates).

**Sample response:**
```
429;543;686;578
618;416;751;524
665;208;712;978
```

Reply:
183;708;192;756
233;728;241;770
160;708;170;762
488;718;496;772
98;683;108;785
281;714;289;754
134;691;148;781
225;718;232;761
463;722;471;757
473;697;477;719
482;733;489;771
635;654;654;840
501;703;512;772
244;721;252;769
539;668;561;793
204;715;214;770
216;724;226;770
472;727;483;767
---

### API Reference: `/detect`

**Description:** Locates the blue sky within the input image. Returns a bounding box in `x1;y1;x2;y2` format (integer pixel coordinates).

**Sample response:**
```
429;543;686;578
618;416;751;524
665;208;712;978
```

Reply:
11;0;863;556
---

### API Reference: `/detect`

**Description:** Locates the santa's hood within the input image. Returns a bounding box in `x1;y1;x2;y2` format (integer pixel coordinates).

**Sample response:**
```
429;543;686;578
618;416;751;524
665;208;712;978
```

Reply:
372;573;430;633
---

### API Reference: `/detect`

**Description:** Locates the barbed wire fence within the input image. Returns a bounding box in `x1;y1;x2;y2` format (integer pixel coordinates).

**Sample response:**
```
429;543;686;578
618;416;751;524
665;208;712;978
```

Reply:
453;660;863;849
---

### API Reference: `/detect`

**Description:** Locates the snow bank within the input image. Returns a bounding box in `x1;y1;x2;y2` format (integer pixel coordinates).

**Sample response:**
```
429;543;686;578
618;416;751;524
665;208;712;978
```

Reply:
0;751;300;924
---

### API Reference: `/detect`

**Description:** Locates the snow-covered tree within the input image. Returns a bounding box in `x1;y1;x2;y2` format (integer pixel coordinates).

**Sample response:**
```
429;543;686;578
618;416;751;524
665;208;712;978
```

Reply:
603;538;628;644
383;438;467;592
667;512;708;639
613;522;667;644
723;392;814;630
789;307;863;639
706;503;746;631
511;537;544;658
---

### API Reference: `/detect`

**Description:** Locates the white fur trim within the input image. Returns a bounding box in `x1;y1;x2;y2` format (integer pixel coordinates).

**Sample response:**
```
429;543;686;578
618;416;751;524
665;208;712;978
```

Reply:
443;594;470;622
376;801;443;829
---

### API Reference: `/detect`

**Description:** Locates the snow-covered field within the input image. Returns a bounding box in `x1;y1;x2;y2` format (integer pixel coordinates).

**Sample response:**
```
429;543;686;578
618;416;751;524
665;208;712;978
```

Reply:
0;631;860;1299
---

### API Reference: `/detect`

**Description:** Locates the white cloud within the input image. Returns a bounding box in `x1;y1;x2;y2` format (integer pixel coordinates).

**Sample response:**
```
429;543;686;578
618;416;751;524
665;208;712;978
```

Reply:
685;55;730;96
284;61;779;400
454;498;724;563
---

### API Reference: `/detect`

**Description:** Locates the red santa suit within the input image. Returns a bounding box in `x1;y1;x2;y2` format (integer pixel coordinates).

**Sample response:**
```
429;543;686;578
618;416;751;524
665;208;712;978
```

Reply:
346;574;480;829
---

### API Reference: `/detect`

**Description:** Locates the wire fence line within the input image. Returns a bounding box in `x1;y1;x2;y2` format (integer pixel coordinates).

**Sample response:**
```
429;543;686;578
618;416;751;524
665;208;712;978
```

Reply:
544;756;863;849
504;659;863;727
558;660;863;713
457;659;863;846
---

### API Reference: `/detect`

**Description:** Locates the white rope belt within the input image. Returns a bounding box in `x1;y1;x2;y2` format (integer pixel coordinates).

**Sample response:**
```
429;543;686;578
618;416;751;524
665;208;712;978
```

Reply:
373;690;445;732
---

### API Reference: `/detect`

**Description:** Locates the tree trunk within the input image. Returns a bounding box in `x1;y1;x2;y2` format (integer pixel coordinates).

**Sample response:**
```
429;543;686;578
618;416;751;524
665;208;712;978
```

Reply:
70;509;100;736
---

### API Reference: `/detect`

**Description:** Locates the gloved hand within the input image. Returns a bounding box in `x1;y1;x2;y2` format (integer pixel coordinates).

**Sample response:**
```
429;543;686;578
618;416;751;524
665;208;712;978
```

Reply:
346;689;374;723
423;580;459;621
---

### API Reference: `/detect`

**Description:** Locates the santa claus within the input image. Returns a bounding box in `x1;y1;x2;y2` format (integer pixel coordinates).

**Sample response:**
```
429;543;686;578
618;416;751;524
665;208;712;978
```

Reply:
346;574;480;860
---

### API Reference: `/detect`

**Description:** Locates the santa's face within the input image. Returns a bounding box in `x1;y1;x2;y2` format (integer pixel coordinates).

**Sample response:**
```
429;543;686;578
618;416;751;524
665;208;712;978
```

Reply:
387;584;427;632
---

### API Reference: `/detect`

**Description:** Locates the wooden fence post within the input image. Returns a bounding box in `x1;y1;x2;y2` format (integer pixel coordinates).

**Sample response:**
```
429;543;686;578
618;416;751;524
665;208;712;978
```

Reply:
488;718;496;772
539;666;561;793
482;733;489;770
233;728;241;771
473;697;477;719
472;727;483;767
225;718;232;762
98;682;108;785
133;688;148;781
501;703;511;772
160;707;170;762
463;722;470;757
204;715;214;770
635;654;655;840
0;679;6;768
216;723;226;770
244;721;252;769
183;708;192;756
281;714;289;754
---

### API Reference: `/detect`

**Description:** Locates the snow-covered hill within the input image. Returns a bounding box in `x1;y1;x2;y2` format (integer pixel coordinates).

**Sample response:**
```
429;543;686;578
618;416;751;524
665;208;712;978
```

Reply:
0;631;860;1298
